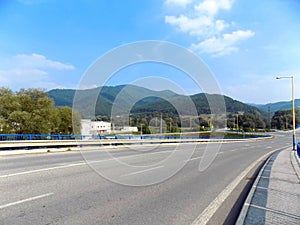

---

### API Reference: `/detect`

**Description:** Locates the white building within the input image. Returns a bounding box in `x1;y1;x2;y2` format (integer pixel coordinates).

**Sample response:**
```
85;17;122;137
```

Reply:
81;119;111;135
121;126;138;132
81;119;92;135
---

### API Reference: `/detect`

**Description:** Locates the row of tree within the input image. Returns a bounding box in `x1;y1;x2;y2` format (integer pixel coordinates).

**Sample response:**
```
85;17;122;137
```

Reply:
98;108;298;133
0;88;81;134
1;86;297;135
227;111;266;131
271;109;300;130
94;110;268;134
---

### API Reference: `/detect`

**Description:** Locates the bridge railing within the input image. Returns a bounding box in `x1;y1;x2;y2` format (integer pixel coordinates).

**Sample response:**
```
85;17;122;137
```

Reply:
0;133;271;142
0;133;272;151
0;134;81;141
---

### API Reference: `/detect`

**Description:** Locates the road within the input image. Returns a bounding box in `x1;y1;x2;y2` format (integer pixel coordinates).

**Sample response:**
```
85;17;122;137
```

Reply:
0;132;295;225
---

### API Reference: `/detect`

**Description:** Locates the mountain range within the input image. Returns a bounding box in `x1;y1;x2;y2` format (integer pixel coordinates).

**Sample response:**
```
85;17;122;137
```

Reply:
250;100;300;114
48;85;264;117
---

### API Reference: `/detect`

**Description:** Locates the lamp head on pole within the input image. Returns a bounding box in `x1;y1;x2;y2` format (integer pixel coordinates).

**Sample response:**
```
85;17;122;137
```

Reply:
276;76;293;80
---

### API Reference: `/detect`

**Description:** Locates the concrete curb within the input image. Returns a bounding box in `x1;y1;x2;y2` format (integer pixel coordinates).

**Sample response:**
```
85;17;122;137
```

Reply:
235;150;276;225
291;150;300;181
0;147;79;156
191;146;284;225
0;136;273;157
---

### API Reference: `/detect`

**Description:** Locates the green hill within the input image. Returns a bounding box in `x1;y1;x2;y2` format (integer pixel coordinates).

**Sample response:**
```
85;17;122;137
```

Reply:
250;99;300;114
48;85;262;117
131;93;261;115
48;85;178;117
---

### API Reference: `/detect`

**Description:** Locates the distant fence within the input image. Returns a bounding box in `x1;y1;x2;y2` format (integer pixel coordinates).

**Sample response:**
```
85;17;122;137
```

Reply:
0;134;203;141
0;134;81;141
0;133;271;142
0;133;272;151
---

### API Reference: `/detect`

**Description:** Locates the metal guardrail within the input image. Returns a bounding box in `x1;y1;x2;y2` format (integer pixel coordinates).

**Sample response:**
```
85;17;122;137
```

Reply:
0;134;80;141
0;134;273;151
0;139;204;150
0;133;271;142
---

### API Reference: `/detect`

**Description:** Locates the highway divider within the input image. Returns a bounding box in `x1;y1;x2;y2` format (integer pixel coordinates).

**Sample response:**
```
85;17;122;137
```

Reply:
0;135;273;151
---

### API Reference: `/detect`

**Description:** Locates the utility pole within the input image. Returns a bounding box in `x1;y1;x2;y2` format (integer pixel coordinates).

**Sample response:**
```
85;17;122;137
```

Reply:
276;76;296;150
268;105;271;129
236;114;239;131
160;113;163;134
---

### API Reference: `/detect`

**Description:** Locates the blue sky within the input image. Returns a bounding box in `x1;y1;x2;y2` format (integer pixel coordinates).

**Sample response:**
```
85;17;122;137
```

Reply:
0;0;299;104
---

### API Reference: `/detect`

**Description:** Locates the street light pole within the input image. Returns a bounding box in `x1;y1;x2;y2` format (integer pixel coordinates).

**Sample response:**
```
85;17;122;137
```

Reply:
292;76;296;150
276;76;296;150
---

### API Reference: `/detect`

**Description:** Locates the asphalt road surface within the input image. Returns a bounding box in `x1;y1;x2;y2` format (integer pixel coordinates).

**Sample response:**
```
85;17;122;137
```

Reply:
0;132;296;225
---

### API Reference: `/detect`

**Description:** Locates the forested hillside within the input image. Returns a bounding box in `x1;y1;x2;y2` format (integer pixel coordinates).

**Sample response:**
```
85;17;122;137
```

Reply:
48;85;262;116
0;88;81;134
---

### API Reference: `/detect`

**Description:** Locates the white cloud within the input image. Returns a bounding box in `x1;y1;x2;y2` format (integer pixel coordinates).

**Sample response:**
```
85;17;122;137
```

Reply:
164;0;254;57
194;0;234;16
165;15;214;36
0;68;48;80
0;53;75;90
14;53;75;70
165;0;194;7
165;15;230;39
191;30;255;56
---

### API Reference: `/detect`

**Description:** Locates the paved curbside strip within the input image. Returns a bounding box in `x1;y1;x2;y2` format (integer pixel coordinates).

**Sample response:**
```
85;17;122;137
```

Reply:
235;151;275;225
236;148;300;225
291;151;300;180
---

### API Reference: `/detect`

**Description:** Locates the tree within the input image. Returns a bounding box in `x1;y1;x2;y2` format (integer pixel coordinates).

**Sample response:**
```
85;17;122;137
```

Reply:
236;110;266;132
55;106;81;134
0;88;20;120
0;87;81;134
31;96;56;134
271;109;300;130
7;111;31;134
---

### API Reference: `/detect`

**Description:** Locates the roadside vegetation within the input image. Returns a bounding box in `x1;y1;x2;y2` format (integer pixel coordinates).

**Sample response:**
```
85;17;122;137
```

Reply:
271;109;300;130
0;87;81;134
0;86;297;135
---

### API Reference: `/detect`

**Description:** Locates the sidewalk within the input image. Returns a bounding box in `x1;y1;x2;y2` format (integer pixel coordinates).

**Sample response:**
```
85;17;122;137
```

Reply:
236;149;300;224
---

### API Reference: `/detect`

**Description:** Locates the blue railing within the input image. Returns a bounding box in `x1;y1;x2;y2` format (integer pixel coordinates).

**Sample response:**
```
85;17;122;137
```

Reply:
0;134;81;141
0;133;270;142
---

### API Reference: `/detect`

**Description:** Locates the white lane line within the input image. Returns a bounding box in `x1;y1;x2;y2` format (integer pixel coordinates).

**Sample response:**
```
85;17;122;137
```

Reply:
148;150;174;155
121;165;164;177
0;149;189;178
0;143;248;179
190;146;289;225
0;193;54;210
0;162;86;178
218;149;239;154
188;156;202;161
0;152;170;178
